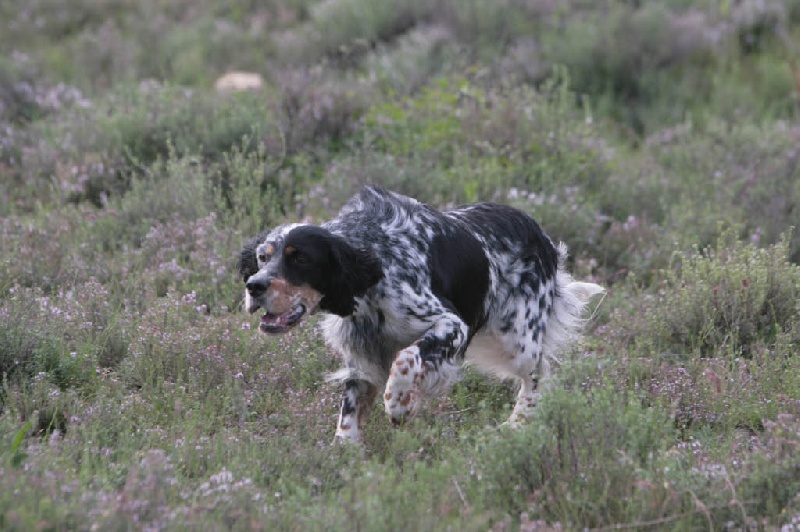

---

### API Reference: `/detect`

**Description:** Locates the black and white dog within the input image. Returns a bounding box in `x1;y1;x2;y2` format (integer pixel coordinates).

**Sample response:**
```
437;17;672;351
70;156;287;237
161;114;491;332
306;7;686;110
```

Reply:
238;186;603;442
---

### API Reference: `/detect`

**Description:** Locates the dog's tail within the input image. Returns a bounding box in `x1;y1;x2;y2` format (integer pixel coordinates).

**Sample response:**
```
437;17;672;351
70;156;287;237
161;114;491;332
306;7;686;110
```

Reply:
542;243;605;368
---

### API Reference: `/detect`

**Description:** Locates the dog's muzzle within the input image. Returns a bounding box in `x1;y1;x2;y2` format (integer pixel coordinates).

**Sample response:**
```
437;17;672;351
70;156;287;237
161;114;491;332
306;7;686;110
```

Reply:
245;275;321;334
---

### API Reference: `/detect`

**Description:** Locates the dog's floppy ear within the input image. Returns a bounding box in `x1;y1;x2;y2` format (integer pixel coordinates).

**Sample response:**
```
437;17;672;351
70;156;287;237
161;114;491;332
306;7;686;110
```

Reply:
320;236;383;316
238;231;269;282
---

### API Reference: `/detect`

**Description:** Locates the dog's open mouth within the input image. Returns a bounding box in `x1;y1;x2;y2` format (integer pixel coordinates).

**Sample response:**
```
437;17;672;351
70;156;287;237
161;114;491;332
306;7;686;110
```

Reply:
259;305;306;334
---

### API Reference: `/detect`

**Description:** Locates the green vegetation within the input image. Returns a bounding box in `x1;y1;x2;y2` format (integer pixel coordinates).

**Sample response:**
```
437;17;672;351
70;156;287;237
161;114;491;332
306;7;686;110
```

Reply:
1;0;799;529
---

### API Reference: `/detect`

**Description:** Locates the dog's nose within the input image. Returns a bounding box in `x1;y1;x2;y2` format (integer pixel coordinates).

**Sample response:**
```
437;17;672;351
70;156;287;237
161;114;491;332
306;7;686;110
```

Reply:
246;278;270;297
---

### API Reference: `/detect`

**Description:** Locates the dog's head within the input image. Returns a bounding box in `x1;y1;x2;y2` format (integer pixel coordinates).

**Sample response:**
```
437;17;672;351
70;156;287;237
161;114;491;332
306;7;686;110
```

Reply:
238;224;383;334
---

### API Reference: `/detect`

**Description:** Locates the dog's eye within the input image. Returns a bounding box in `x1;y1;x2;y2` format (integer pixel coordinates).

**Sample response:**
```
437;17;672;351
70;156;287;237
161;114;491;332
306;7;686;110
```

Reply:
258;253;267;263
294;253;308;265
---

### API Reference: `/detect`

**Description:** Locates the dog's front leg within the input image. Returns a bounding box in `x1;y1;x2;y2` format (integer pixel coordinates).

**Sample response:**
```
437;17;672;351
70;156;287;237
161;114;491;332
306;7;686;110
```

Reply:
334;379;377;443
383;313;467;425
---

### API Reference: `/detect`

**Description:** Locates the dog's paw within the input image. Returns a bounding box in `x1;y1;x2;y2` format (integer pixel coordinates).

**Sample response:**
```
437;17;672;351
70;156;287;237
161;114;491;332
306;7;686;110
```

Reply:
503;391;542;428
383;346;425;425
333;420;361;444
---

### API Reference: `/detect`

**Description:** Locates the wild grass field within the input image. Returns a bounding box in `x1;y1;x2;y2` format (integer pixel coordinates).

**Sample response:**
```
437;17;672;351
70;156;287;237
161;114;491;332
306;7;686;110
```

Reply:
1;0;799;529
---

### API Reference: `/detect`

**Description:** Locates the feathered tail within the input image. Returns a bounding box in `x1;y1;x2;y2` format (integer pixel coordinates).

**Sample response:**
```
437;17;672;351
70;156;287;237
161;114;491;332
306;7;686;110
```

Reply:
541;243;605;366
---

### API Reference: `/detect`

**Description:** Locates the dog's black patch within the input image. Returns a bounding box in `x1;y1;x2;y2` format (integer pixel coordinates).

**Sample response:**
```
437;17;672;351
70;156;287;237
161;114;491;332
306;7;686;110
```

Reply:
458;202;559;283
238;230;270;281
428;227;490;333
281;225;384;317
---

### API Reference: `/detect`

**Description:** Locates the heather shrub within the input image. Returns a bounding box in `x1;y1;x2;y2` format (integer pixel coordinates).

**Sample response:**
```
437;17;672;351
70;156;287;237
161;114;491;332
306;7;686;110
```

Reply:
364;24;459;96
296;458;473;531
645;119;800;260
632;345;799;434
0;315;67;392
714;53;799;120
103;87;269;164
0;218;64;291
134;21;232;87
319;150;518;212
1;0;141;90
76;154;212;258
209;142;289;237
731;0;789;54
353;74;608;205
118;291;231;391
720;337;800;430
0;0;131;44
448;366;515;421
0;57;46;124
438;0;545;51
58;19;141;89
78;146;287;304
0;0;285;91
0;57;91;212
477;351;799;527
121;155;211;227
273;67;376;154
0;287;99;393
2;376;75;441
59;86;274;205
474;383;675;528
539;4;721;132
657;409;800;528
72;153;280;308
574;118;800;281
131;215;235;305
642;231;799;355
295;0;434;62
740;413;800;517
31;281;127;369
0;212;91;292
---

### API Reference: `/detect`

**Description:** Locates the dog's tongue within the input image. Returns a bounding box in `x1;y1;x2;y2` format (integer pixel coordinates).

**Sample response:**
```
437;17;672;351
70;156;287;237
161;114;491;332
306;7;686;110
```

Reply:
259;305;306;333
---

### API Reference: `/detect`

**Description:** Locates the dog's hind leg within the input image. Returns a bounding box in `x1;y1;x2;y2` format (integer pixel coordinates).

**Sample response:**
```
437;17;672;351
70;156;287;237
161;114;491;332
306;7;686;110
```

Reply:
506;351;548;427
504;263;604;426
334;379;377;443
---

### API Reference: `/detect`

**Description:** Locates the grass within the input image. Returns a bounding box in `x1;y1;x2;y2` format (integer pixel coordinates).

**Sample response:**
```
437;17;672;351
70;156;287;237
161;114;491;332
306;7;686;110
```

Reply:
1;0;799;529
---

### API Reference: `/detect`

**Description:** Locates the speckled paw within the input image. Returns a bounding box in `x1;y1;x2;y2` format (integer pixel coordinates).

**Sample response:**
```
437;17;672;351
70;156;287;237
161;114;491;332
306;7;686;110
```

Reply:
503;392;542;428
333;420;360;444
383;346;425;425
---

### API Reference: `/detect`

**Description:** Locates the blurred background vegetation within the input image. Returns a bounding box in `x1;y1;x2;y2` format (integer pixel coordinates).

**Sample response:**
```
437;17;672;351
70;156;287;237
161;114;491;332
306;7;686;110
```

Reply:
1;0;799;530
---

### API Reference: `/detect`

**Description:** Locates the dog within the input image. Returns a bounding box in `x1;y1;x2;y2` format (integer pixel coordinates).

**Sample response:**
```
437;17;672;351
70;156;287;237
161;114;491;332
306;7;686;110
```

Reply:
238;186;604;442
